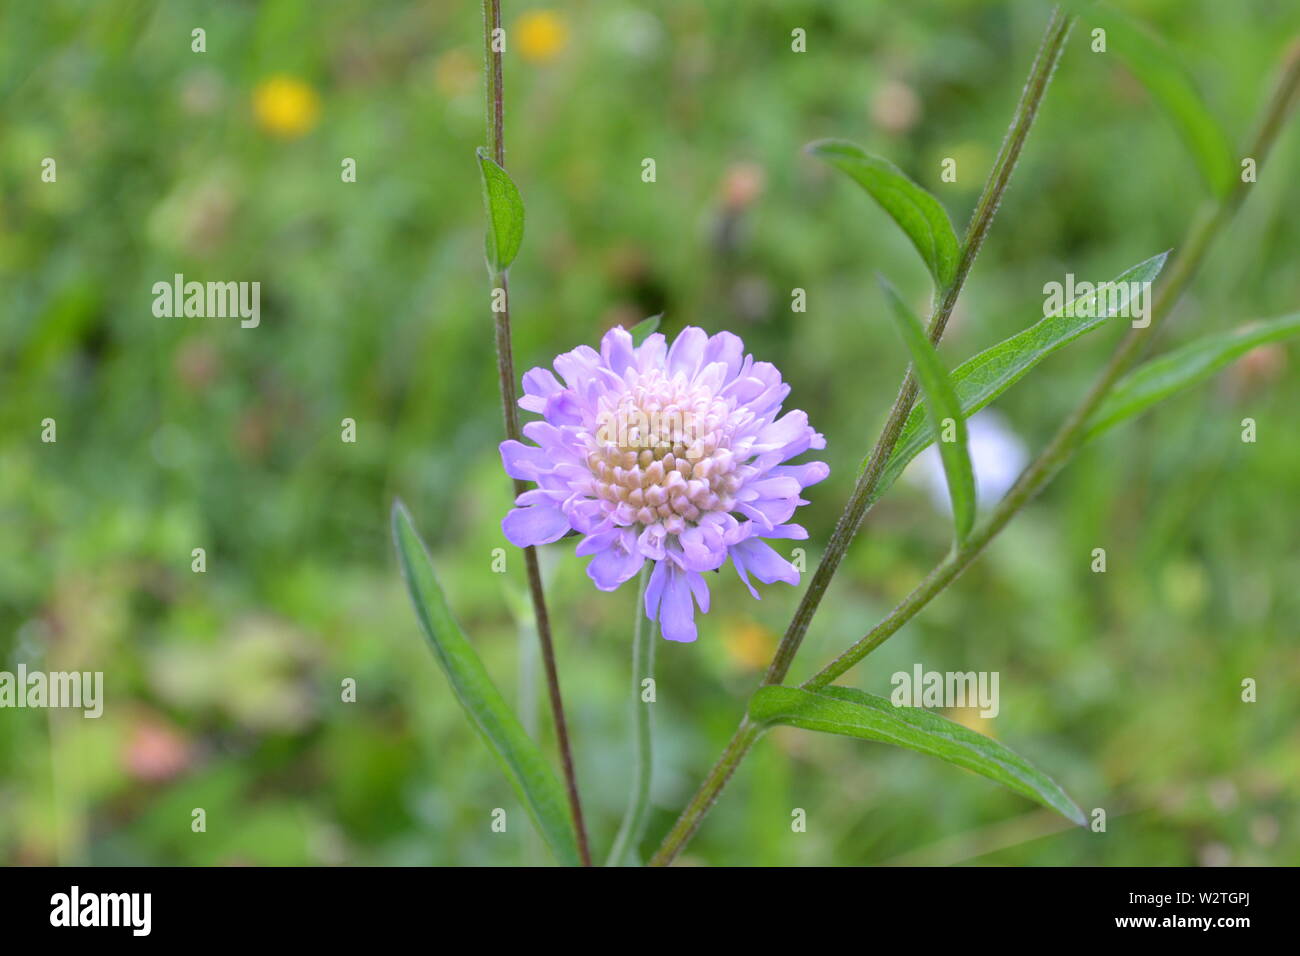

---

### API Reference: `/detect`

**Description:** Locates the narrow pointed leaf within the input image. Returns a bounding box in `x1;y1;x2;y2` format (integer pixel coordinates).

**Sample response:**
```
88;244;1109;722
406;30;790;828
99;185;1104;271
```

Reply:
881;279;975;543
476;147;525;273
1089;4;1234;196
391;501;579;866
750;685;1086;826
627;313;662;346
809;139;959;289
1086;312;1300;439
864;252;1169;496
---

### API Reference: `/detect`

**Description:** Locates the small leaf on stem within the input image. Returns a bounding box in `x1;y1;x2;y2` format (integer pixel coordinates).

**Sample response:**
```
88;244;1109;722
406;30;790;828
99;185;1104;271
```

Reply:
808;139;960;290
476;147;525;273
866;251;1169;497
1086;312;1300;438
750;685;1086;826
392;500;580;866
881;278;975;544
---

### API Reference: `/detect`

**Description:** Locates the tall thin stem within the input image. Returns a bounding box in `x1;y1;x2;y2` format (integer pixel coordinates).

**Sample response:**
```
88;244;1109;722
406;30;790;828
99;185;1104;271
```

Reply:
807;38;1300;691
649;8;1076;867
482;0;591;866
650;31;1300;867
764;6;1075;686
606;566;657;866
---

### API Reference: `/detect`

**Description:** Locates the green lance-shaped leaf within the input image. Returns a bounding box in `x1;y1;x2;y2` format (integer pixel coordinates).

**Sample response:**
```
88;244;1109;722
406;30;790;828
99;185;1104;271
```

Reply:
1088;4;1235;196
864;251;1169;495
476;147;525;273
750;685;1086;826
881;278;975;544
1086;312;1300;440
809;139;959;290
627;313;662;346
391;501;580;866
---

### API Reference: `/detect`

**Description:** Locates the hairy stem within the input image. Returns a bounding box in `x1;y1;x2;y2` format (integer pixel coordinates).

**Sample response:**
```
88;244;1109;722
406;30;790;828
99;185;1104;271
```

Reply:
650;7;1076;867
606;566;657;866
482;0;591;866
652;31;1300;869
764;6;1075;685
808;36;1300;690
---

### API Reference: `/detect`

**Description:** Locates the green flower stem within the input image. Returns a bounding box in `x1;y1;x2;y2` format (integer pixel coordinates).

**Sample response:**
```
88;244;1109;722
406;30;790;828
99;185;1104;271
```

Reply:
650;7;1076;868
764;6;1076;687
607;566;658;866
650;34;1300;867
482;0;591;866
646;718;763;868
807;38;1300;692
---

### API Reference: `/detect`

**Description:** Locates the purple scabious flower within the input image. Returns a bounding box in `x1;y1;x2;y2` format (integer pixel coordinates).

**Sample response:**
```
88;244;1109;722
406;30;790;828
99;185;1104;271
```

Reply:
499;325;829;643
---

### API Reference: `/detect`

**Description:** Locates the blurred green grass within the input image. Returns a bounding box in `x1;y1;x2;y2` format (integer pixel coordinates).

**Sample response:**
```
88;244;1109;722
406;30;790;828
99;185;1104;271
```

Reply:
1;0;1297;865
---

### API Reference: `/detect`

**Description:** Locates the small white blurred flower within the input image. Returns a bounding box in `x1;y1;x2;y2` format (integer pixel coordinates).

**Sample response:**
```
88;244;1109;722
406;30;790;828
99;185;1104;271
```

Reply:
910;409;1027;514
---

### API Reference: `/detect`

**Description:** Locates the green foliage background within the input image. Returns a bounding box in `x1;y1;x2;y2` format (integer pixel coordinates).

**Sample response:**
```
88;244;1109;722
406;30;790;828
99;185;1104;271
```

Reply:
1;0;1297;865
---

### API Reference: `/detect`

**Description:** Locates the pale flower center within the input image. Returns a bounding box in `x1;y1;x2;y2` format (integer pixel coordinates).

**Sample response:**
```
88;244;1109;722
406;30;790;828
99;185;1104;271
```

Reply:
585;370;740;534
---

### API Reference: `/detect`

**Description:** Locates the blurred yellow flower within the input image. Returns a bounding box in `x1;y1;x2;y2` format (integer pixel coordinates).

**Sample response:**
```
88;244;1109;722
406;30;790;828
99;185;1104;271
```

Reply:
722;617;775;671
252;75;320;139
516;10;568;63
